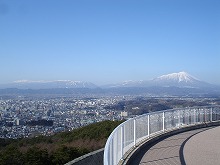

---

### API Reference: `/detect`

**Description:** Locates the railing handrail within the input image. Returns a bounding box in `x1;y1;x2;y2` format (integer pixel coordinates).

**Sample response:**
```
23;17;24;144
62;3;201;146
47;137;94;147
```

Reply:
104;105;220;165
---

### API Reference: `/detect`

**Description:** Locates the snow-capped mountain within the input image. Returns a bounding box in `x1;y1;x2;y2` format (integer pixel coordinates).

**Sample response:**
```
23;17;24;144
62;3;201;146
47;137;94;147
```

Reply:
0;80;98;89
0;72;214;90
151;72;210;88
153;72;197;83
106;72;212;88
0;72;219;96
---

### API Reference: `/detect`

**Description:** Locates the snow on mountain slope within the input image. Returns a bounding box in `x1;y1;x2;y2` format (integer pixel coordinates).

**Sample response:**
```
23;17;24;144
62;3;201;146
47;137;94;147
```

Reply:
151;72;210;88
0;72;213;89
2;80;98;89
105;72;212;88
154;72;198;83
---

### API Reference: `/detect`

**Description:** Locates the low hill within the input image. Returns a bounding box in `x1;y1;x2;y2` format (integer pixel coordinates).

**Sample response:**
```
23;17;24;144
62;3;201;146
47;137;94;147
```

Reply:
0;120;123;165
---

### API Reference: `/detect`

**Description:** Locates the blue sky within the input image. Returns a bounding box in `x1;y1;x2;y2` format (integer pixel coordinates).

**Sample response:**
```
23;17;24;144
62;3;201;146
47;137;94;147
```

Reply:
0;0;220;85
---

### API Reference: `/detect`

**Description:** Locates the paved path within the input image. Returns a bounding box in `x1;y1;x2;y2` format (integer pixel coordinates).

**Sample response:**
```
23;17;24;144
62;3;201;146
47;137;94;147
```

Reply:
184;126;220;165
129;126;220;165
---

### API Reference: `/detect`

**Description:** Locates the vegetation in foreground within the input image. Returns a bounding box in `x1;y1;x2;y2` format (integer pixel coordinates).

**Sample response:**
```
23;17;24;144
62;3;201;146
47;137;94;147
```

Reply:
0;120;123;165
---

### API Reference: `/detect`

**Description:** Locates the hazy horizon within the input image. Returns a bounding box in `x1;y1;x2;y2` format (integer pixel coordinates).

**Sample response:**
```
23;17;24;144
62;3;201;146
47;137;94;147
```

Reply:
0;71;220;86
1;0;220;85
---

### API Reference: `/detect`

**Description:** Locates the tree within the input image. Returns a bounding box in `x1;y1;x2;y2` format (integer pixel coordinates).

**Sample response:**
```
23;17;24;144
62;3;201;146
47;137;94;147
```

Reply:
0;146;23;165
24;146;50;165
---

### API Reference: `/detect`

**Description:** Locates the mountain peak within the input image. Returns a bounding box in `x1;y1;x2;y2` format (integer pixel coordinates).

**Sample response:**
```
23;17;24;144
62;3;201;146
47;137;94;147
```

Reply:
8;80;98;89
103;72;211;88
156;71;198;83
149;71;213;88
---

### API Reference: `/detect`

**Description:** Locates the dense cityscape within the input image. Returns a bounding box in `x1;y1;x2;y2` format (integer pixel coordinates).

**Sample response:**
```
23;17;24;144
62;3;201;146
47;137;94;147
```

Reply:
1;94;219;139
0;96;130;139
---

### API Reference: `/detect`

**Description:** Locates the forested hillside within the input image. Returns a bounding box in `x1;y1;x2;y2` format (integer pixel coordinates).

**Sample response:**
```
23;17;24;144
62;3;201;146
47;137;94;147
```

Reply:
0;120;122;165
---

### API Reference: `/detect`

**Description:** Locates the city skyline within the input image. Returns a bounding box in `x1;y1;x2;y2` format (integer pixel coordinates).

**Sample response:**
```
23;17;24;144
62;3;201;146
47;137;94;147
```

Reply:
0;0;220;85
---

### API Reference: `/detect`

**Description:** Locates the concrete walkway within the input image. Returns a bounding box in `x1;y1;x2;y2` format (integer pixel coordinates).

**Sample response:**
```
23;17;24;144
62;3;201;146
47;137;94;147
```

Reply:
128;126;220;165
184;126;220;165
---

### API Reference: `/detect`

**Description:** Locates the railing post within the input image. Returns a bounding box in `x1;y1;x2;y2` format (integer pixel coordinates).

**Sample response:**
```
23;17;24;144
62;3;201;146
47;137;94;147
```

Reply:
189;108;191;124
198;108;200;123
178;110;181;128
217;107;220;121
194;108;196;124
162;112;165;132
210;107;213;122
121;126;124;160
110;138;113;165
134;119;136;147
147;114;150;137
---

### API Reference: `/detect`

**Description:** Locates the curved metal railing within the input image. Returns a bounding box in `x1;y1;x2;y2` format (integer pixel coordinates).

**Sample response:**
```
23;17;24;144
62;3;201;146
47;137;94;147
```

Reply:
104;105;220;165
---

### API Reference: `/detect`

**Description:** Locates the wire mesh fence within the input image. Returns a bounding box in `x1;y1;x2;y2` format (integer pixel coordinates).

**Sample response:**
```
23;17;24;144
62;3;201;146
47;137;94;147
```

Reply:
104;106;220;165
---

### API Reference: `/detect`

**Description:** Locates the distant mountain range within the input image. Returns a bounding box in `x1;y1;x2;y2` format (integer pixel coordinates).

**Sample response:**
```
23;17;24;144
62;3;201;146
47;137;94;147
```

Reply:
105;72;213;88
0;72;219;97
0;80;98;89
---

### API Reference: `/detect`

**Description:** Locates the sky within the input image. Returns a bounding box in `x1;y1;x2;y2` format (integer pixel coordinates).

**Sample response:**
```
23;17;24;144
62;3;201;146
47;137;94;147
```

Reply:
0;0;220;85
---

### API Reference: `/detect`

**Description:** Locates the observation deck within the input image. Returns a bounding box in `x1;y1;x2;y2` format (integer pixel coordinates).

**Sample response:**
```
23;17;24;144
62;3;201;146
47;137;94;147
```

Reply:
128;126;220;165
103;106;220;165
